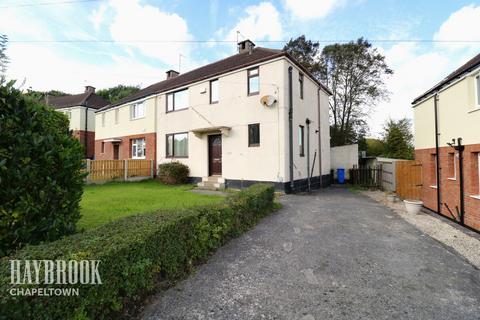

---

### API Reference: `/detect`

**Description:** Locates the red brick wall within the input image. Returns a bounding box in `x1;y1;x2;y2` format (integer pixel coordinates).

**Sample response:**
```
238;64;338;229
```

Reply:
94;133;156;162
72;130;95;159
415;143;480;231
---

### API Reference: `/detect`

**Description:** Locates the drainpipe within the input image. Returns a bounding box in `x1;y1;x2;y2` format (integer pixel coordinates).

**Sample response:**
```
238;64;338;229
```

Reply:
458;139;465;225
84;106;89;159
433;93;441;215
306;118;311;192
317;89;323;188
288;66;294;192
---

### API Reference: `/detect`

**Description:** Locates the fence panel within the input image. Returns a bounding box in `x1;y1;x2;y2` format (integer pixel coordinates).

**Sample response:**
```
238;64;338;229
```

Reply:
349;166;383;189
85;159;153;183
395;160;422;200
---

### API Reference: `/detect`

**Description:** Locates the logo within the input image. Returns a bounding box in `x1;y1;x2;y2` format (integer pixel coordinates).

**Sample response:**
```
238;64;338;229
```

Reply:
9;260;102;296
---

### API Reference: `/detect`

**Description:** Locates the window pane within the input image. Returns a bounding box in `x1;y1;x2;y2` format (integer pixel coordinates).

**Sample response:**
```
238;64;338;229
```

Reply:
167;94;174;112
249;75;259;94
137;103;145;117
210;80;219;103
166;135;173;157
132;143;137;158
248;124;260;146
174;90;189;110
299;126;304;156
174;133;188;157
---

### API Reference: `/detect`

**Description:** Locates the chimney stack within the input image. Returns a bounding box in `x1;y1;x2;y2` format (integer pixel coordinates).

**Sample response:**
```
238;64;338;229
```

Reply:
85;86;95;93
166;70;180;79
238;39;255;54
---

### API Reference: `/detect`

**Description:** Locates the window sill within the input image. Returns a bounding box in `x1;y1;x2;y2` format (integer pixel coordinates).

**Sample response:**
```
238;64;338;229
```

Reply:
248;92;259;96
467;108;480;114
166;156;189;159
130;116;146;121
430;185;438;189
132;157;146;160
470;195;480;200
166;108;189;114
210;101;219;105
248;144;260;147
447;177;456;181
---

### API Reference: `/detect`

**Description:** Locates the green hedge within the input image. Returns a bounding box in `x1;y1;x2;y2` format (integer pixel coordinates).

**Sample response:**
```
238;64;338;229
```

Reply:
0;184;275;320
157;161;190;184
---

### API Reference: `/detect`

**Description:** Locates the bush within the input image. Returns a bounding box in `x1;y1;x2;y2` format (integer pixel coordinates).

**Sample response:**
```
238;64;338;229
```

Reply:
158;161;189;184
0;184;275;320
0;81;85;256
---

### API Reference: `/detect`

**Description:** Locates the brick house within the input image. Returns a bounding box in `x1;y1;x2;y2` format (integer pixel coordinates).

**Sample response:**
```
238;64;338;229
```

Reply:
95;40;332;192
412;53;480;231
47;86;109;158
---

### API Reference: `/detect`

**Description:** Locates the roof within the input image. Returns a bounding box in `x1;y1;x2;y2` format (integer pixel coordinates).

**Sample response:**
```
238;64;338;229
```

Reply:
47;91;110;110
99;47;331;112
412;52;480;105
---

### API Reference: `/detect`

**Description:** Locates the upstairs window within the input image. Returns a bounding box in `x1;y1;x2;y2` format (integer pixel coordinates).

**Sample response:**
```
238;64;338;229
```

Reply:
131;138;146;159
299;73;304;99
299;125;305;157
167;89;189;112
166;132;189;157
131;102;145;119
248;123;260;147
210;79;219;104
476;75;480;106
248;67;259;95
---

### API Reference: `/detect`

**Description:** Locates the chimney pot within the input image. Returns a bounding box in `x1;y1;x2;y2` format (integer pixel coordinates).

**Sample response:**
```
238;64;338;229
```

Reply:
166;70;180;79
85;86;95;93
238;39;255;54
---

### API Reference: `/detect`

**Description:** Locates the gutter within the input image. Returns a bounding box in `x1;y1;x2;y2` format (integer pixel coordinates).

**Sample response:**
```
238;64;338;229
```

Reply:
288;66;294;192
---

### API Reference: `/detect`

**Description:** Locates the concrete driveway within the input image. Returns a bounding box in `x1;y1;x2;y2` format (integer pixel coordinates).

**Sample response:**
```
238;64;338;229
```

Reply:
141;188;480;320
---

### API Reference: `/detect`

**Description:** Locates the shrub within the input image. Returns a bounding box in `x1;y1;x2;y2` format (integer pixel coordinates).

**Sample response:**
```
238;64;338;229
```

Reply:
0;81;85;256
0;184;275;320
158;161;190;184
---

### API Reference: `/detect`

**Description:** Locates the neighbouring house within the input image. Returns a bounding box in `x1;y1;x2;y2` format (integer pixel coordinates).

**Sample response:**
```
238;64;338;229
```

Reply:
412;52;480;231
95;40;332;192
47;86;110;158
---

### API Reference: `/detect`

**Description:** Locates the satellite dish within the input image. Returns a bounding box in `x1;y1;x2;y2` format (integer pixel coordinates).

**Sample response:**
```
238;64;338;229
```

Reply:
260;95;277;107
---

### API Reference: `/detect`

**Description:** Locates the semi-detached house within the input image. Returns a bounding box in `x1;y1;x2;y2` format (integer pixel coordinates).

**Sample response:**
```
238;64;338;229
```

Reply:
412;52;480;231
95;40;332;192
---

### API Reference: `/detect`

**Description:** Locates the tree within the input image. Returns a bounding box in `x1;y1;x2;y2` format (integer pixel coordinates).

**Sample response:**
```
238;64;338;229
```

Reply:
97;85;140;103
283;35;321;77
366;138;386;157
0;34;9;79
382;118;414;159
320;38;393;146
24;88;67;103
0;81;85;255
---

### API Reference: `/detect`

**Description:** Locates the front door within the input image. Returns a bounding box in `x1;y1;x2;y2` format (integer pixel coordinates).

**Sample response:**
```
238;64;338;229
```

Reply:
113;144;119;160
208;134;222;176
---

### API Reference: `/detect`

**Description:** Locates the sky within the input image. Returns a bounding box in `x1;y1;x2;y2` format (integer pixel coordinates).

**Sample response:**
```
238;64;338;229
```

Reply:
1;0;480;136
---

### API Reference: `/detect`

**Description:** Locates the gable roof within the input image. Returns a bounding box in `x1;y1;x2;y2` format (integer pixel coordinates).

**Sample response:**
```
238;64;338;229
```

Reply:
47;91;110;110
99;47;331;112
412;52;480;105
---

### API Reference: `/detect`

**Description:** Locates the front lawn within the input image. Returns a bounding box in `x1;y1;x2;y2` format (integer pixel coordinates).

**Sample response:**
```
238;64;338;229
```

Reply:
78;180;223;229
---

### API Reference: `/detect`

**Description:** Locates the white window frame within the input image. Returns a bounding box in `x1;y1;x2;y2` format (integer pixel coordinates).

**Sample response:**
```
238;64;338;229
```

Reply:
131;102;145;120
131;138;146;159
210;79;219;104
448;152;457;180
166;89;189;112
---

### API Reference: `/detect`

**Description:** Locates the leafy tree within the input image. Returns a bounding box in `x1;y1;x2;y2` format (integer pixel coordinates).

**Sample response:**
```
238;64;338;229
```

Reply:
283;35;321;77
283;36;393;147
0;81;85;255
382;118;414;159
97;84;140;103
0;34;9;79
24;88;67;104
320;38;393;146
366;138;386;157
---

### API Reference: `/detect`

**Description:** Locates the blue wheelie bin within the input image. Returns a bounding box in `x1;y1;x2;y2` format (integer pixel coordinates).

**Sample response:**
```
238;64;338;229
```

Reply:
337;168;345;184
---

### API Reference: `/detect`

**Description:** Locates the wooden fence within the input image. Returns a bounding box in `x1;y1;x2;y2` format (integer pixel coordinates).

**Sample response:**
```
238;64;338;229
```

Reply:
349;166;383;189
395;160;422;200
84;159;154;183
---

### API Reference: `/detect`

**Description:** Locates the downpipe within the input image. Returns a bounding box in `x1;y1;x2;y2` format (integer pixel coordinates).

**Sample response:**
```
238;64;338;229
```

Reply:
288;66;294;193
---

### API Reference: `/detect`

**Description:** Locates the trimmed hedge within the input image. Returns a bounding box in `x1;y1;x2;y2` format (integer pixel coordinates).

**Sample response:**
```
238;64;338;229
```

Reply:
0;184;275;320
158;162;190;184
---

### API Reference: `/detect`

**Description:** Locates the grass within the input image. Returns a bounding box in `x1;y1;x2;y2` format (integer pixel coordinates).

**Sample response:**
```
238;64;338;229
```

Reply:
78;180;224;230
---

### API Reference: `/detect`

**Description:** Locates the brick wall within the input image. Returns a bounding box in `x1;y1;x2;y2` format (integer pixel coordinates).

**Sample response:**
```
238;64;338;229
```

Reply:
415;143;480;231
72;130;95;159
94;132;156;162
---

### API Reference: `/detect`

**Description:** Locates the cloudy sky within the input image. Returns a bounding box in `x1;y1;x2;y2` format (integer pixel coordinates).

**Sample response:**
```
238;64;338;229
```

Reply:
1;0;480;136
